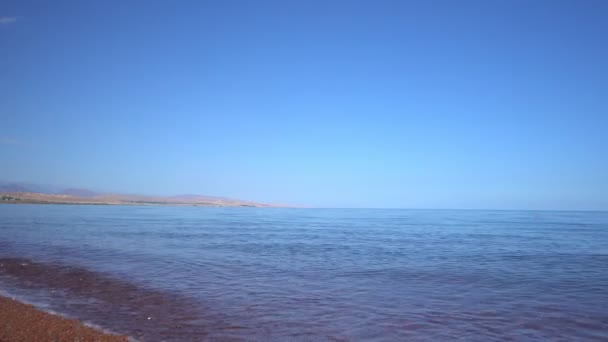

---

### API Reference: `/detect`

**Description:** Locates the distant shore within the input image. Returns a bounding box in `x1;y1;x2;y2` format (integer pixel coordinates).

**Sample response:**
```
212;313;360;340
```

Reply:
0;294;127;341
0;191;279;207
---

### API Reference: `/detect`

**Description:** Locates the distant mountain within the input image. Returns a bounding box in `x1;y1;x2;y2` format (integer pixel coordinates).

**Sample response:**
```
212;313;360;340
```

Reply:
0;181;63;194
0;183;279;207
0;183;30;192
59;188;100;198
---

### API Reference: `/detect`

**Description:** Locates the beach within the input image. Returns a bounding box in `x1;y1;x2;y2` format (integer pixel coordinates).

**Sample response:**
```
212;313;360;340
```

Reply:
0;295;127;341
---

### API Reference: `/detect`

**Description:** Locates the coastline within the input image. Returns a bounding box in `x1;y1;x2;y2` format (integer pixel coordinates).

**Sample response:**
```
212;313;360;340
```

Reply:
0;191;279;207
0;294;128;341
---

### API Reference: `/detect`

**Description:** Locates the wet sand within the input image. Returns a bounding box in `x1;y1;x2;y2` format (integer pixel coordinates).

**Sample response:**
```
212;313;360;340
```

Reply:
0;257;214;340
0;295;128;342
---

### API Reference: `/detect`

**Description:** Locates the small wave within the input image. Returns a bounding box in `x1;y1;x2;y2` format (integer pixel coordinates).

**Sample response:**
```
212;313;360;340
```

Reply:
0;257;226;341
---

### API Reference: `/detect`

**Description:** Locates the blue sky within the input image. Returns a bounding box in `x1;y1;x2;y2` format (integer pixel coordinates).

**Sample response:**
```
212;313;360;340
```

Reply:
1;0;606;209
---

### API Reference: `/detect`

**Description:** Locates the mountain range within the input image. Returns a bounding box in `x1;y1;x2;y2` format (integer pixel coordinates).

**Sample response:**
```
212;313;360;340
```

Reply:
0;182;277;207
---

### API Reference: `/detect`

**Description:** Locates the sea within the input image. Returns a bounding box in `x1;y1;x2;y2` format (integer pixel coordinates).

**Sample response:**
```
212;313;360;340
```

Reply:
0;204;607;341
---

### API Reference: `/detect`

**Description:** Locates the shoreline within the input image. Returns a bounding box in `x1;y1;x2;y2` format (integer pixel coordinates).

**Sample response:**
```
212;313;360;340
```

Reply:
0;294;128;341
0;191;281;208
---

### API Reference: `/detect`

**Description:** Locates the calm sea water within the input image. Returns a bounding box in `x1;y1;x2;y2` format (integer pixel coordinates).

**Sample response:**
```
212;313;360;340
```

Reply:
1;205;607;341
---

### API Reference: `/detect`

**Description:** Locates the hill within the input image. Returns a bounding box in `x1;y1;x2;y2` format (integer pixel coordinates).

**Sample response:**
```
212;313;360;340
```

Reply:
0;183;277;207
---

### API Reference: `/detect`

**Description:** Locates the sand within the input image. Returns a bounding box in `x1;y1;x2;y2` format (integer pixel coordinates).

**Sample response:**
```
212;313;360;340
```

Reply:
0;295;128;342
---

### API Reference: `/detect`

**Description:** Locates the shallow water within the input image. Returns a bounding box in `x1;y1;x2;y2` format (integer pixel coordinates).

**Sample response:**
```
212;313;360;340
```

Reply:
1;205;607;341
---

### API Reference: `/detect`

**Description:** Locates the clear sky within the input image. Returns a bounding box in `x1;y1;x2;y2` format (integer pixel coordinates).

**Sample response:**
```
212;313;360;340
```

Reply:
1;0;607;210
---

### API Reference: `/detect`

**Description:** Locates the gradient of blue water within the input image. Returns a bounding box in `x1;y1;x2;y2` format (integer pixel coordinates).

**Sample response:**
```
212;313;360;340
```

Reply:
1;205;607;340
